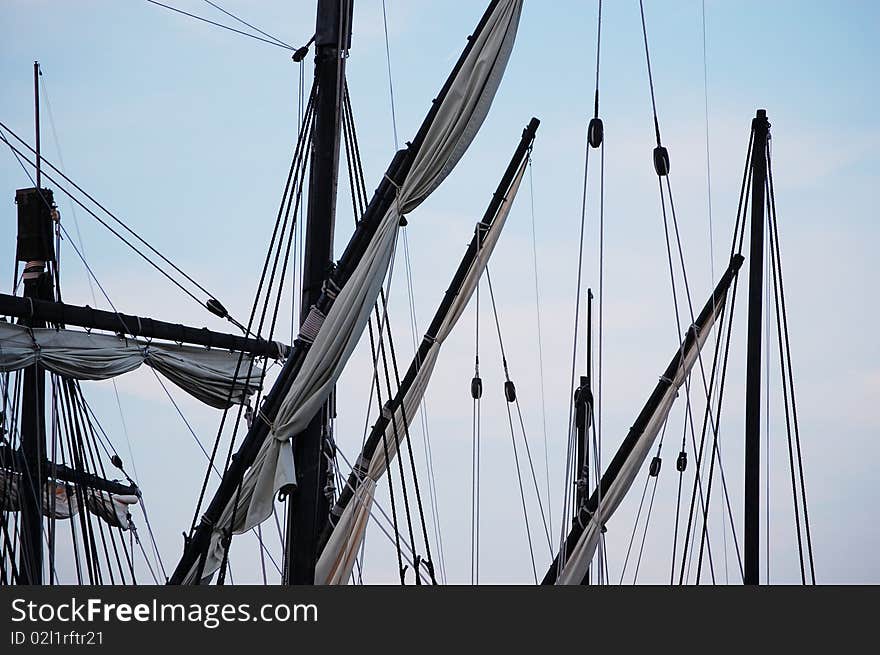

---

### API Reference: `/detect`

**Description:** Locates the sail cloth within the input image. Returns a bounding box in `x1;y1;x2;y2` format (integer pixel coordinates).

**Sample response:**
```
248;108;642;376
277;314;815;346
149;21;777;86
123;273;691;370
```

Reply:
553;295;728;585
0;468;138;530
0;322;263;409
316;155;529;585
185;0;525;584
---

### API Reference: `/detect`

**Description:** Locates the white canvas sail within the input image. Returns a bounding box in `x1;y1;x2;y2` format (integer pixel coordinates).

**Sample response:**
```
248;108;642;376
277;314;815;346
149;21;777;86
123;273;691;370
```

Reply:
316;155;528;585
187;0;525;584
0;322;264;409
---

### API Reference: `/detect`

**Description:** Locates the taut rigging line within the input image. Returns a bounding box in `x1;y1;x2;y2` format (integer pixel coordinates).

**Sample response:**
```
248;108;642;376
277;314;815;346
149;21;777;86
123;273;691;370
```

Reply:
0;122;248;333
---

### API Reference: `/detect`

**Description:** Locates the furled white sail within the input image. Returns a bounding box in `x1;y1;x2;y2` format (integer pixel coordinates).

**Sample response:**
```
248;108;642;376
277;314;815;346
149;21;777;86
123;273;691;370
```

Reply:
0;322;264;409
554;298;727;585
186;0;524;584
316;155;528;585
0;468;138;530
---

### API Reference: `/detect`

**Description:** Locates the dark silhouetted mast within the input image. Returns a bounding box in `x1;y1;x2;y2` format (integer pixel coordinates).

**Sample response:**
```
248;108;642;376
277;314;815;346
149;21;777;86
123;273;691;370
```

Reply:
744;109;770;585
15;61;54;583
285;0;352;585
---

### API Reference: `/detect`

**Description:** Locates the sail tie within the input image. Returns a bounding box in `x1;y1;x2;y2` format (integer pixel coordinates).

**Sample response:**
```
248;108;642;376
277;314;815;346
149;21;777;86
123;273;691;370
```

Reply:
383;172;402;192
299;306;326;343
383;172;406;221
256;408;276;433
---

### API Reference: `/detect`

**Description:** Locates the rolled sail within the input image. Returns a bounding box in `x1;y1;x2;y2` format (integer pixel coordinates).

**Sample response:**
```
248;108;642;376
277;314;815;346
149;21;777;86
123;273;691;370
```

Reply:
0;322;263;409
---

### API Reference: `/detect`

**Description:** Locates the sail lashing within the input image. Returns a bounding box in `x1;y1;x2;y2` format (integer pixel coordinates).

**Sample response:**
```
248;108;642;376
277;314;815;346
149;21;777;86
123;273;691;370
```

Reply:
544;254;744;585
316;118;539;585
175;0;525;584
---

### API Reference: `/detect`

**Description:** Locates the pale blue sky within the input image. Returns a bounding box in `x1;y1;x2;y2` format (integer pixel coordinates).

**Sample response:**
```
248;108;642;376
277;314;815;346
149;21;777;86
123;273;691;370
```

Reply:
1;1;877;584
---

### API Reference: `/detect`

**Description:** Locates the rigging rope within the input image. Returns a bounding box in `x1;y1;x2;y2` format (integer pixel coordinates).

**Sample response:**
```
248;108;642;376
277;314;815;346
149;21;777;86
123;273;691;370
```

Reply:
201;0;297;50
526;154;553;539
401;230;447;583
381;0;400;150
679;130;756;584
485;268;553;580
0;123;246;332
39;73;95;305
339;87;435;584
190;85;315;540
637;0;662;148
556;0;608;584
636;0;747;585
375;4;443;582
144;0;301;51
557;124;591;578
217;100;316;582
766;148;815;583
471;277;482;584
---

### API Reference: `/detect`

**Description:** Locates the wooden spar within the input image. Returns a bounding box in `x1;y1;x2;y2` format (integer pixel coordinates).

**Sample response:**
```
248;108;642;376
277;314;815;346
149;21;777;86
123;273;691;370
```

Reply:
1;447;138;497
542;254;744;585
744;109;770;585
0;293;288;360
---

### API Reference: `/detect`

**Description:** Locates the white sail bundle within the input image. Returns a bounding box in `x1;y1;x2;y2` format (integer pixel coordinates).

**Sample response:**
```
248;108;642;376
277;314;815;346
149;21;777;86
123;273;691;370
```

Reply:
316;155;528;585
554;292;729;585
0;468;138;530
0;322;264;409
187;0;524;584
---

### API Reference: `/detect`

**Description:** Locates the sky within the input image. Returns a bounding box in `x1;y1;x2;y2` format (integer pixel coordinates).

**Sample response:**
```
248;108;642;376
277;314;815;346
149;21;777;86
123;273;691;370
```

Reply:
1;0;878;584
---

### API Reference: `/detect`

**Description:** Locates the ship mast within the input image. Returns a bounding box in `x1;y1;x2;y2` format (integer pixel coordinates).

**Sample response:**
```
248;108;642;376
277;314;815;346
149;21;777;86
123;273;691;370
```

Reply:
285;0;352;585
15;61;54;584
744;109;770;585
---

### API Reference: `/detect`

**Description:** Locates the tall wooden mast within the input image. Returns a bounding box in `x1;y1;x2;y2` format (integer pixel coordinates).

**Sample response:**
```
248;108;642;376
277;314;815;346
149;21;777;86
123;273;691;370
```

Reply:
744;109;770;585
15;61;55;584
285;0;352;585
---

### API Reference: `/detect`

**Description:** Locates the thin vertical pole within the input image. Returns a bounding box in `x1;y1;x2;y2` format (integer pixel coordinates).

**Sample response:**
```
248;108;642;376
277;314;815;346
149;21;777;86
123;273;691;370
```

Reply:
34;62;41;190
583;288;594;585
17;61;50;584
744;108;770;585
572;290;592;584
